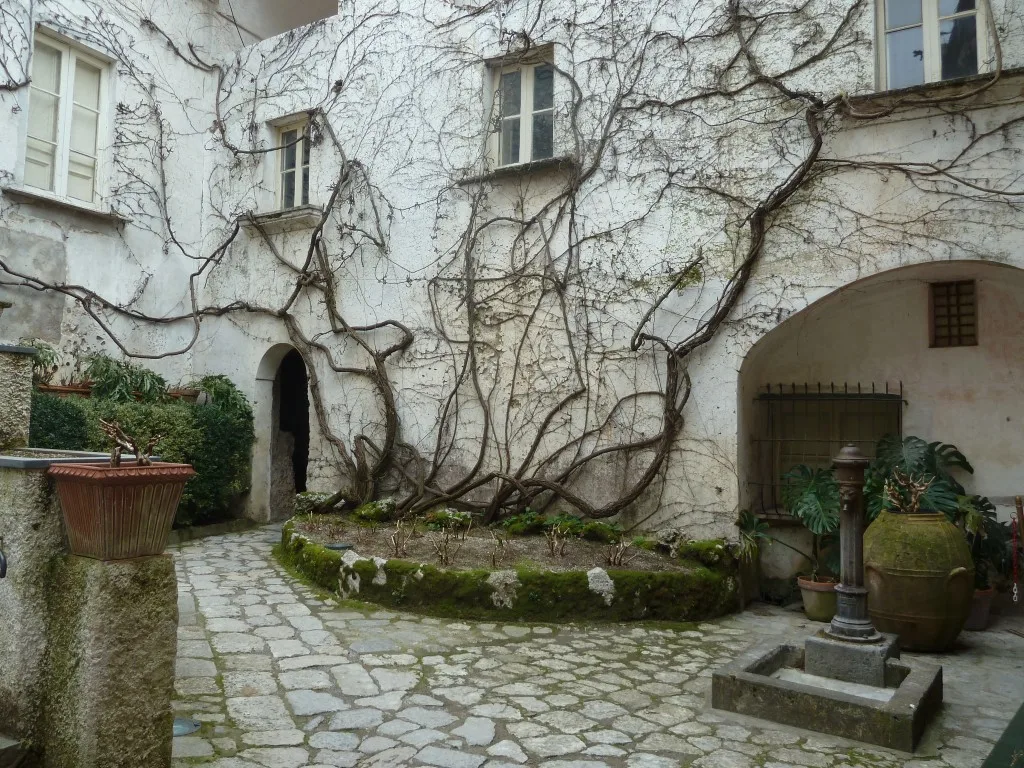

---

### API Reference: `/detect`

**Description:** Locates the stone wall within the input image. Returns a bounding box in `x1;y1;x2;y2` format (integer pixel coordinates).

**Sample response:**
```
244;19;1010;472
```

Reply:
0;347;32;450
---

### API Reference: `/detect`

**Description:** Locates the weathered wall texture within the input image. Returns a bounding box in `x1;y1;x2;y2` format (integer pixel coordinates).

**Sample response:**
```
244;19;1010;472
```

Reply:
0;348;32;450
1;0;1023;537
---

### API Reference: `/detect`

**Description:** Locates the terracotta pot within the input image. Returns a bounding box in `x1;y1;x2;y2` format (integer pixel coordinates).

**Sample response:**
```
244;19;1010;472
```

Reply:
964;587;995;631
864;511;974;652
49;462;195;560
797;576;837;622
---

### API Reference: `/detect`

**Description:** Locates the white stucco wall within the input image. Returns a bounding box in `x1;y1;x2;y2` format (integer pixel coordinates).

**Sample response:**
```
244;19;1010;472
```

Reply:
1;0;1023;533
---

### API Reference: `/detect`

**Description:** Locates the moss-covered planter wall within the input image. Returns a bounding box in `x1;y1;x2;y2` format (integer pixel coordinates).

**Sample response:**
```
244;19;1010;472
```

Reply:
277;520;739;622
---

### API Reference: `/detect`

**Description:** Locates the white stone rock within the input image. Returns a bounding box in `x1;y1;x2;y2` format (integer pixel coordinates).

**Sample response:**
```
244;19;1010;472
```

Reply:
486;571;519;608
452;716;496;746
586;568;615;606
328;708;386;730
308;732;360;751
487;740;528;763
416;745;486;768
241;730;306;746
370;667;419;692
397;706;457;728
237;747;310;768
522;735;587;757
285;690;349;715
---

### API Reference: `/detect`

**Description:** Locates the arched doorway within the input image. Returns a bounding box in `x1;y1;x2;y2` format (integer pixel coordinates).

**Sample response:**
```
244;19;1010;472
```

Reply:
247;344;310;522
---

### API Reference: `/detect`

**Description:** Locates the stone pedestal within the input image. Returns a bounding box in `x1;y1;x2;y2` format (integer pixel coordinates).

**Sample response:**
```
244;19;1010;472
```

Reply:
0;345;34;450
805;631;899;687
45;555;178;768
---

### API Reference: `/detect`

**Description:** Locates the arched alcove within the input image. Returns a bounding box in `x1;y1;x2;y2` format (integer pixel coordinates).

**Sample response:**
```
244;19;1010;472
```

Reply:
737;260;1024;576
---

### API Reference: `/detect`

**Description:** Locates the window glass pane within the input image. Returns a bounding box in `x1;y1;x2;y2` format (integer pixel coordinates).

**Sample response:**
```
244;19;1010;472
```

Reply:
500;118;520;166
941;16;978;80
67;152;96;202
532;111;553;160
28;90;60;143
73;59;101;110
885;0;922;28
533;64;553;111
24;138;56;191
301;132;310;166
301;167;309;206
71;104;98;156
32;43;62;93
282;170;295;208
281;130;297;171
939;0;975;15
886;27;925;88
500;71;521;117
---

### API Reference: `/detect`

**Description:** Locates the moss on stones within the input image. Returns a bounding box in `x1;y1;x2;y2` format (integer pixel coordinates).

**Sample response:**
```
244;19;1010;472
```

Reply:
278;519;738;623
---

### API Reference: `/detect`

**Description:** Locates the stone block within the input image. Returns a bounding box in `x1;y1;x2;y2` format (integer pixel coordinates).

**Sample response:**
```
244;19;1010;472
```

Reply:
45;555;178;768
804;631;899;687
711;643;943;752
0;347;33;451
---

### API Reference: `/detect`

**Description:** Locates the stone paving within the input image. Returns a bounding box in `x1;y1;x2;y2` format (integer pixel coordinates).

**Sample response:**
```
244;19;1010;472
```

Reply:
172;527;1024;768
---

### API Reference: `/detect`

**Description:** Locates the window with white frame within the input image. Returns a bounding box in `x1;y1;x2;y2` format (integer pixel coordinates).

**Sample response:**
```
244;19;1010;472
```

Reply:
879;0;986;90
491;60;554;167
277;121;310;209
25;33;110;204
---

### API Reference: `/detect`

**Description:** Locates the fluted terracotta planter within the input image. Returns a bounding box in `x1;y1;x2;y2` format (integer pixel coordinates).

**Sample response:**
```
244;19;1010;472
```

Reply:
864;511;974;651
49;462;195;560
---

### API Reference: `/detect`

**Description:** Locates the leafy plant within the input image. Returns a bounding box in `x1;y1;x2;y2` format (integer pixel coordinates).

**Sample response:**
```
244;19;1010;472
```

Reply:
502;508;545;535
580;520;623;543
29;391;90;449
21;339;60;385
85;354;168;403
424;507;472;534
545;513;586;537
194;374;254;419
781;465;839;581
866;435;967;518
735;509;769;565
954;494;1007;590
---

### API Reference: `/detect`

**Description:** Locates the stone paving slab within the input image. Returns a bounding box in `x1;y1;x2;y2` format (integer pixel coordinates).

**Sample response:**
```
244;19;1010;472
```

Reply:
171;526;1024;768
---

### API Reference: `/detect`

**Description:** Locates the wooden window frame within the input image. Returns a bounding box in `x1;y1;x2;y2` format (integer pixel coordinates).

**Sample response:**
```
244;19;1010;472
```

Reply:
876;0;989;91
276;120;311;210
24;31;112;207
486;56;555;168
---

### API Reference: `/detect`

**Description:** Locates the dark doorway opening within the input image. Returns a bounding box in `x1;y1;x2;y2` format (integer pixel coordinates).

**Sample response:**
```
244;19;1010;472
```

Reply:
276;350;309;494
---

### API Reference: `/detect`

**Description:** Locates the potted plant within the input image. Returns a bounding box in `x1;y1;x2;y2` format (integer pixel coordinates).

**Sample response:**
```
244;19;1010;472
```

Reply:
780;465;841;622
862;435;975;651
48;420;195;560
957;495;1009;631
735;510;768;608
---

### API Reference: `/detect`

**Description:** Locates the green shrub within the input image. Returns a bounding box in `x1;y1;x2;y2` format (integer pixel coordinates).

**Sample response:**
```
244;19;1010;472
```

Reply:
545;513;586;536
580;520;623;544
84;354;168;402
423;508;472;530
29;392;90;450
501;509;545;535
352;498;397;524
28;379;255;527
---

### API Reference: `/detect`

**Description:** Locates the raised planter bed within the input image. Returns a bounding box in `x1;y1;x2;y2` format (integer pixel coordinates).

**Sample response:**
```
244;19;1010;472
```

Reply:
277;517;740;622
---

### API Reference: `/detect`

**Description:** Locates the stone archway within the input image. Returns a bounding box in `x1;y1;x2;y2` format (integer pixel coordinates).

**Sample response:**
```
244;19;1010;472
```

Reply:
247;344;310;523
737;260;1024;577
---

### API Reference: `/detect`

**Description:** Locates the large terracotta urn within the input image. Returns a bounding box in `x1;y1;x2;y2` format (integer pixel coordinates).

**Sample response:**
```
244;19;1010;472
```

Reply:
863;510;973;652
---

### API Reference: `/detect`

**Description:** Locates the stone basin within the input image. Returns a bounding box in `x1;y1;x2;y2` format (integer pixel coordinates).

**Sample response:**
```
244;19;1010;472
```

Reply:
711;642;943;752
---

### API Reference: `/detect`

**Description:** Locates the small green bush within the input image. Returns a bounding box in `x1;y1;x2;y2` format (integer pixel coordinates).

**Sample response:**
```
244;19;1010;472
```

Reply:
580;520;623;543
545;513;586;536
29;391;91;450
352;498;397;524
501;509;545;535
423;508;472;530
28;379;255;527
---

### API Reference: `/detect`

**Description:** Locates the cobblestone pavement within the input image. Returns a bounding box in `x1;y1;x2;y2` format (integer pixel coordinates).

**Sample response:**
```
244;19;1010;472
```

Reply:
172;527;1024;768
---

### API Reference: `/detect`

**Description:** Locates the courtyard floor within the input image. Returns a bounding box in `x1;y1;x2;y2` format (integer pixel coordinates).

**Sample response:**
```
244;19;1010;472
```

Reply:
171;527;1024;768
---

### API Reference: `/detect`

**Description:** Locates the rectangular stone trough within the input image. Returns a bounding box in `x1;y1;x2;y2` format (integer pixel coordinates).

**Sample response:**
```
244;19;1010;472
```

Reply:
711;643;943;752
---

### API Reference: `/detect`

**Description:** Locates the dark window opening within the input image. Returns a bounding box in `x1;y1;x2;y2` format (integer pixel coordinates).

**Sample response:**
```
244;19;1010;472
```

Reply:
751;382;904;518
930;280;977;347
276;349;309;493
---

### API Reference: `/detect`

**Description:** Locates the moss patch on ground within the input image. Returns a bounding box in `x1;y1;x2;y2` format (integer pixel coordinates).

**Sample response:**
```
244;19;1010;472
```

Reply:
277;519;739;623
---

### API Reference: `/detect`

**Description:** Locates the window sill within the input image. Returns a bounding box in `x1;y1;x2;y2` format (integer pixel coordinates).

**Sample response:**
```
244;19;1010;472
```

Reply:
0;185;129;225
457;156;580;185
240;205;325;235
846;66;1024;116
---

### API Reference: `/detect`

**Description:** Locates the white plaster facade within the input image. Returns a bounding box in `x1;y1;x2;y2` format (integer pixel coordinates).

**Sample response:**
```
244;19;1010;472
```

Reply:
1;0;1023;536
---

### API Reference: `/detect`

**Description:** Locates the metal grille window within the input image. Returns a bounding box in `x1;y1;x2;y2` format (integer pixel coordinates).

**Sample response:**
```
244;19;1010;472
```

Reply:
751;383;904;516
930;280;977;347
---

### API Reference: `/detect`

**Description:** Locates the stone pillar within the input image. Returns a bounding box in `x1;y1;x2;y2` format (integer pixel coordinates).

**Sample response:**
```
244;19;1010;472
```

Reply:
0;343;35;450
44;555;178;768
827;444;882;643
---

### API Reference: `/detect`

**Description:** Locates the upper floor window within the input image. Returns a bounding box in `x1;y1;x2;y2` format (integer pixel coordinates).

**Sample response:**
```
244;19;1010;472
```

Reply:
491;60;554;167
277;121;310;209
25;33;110;204
879;0;986;90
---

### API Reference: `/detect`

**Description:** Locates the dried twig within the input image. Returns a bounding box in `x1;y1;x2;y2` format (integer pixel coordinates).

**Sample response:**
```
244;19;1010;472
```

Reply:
606;538;639;567
489;529;512;567
389;518;414;558
99;419;161;467
544;524;571;557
